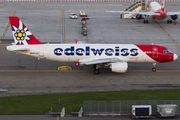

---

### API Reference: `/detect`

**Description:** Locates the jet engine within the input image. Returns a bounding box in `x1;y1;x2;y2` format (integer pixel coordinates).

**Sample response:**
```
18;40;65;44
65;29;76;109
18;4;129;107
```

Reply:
171;15;178;20
110;62;128;73
135;14;143;20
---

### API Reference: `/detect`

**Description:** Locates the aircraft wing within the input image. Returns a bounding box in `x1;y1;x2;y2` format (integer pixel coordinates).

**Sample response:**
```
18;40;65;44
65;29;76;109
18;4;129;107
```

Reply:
105;10;161;16
167;12;180;15
80;58;121;65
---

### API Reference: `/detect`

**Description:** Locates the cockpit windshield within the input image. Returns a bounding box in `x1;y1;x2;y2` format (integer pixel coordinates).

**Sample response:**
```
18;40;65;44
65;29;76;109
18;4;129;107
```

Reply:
163;50;171;53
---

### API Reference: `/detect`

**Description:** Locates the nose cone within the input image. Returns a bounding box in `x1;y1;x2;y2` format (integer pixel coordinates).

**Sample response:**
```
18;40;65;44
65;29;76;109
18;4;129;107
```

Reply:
174;53;178;61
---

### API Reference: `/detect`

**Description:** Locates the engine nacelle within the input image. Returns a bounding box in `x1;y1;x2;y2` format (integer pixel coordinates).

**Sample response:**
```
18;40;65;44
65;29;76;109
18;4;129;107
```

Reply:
110;62;128;73
135;14;142;20
171;15;178;20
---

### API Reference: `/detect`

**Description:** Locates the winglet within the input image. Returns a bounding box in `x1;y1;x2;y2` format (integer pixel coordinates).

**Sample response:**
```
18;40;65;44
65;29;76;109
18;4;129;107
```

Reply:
74;61;80;66
75;39;79;44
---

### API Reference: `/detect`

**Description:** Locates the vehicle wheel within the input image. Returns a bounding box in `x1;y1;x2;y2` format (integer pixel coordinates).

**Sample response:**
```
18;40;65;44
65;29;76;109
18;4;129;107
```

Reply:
152;68;156;72
94;69;99;74
146;20;148;24
143;20;146;24
170;20;172;24
167;20;169;24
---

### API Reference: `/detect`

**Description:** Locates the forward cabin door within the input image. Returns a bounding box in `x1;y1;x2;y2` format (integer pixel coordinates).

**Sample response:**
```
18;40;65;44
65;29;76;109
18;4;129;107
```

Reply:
152;47;158;58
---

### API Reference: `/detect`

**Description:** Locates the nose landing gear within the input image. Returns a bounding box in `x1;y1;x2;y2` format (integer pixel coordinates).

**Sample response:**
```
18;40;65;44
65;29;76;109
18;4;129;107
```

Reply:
152;63;156;72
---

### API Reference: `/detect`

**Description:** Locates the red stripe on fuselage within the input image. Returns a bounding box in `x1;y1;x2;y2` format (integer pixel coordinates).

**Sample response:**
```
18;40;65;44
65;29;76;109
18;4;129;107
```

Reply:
135;44;174;63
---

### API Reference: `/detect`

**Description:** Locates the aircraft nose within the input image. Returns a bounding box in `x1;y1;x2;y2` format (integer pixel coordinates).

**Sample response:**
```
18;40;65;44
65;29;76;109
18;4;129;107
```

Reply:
174;53;178;60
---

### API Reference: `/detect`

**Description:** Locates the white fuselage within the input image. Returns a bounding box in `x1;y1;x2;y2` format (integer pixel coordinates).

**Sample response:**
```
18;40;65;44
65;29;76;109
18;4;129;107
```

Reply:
6;44;156;63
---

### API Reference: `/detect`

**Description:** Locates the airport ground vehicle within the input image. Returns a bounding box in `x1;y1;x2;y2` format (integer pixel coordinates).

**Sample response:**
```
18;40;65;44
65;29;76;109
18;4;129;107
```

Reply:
70;13;78;19
79;10;85;17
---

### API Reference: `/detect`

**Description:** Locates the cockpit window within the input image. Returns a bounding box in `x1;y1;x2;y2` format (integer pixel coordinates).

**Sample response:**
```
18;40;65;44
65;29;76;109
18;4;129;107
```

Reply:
163;50;171;53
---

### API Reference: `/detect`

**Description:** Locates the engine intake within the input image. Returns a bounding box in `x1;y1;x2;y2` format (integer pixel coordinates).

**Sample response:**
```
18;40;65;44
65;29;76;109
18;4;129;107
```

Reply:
110;62;128;73
136;14;142;20
171;15;178;20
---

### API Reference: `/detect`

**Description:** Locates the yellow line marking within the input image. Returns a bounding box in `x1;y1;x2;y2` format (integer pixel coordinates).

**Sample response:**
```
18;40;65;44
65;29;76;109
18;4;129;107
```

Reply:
174;41;177;45
155;20;179;48
0;11;17;42
169;36;173;40
0;41;1;44
62;10;65;44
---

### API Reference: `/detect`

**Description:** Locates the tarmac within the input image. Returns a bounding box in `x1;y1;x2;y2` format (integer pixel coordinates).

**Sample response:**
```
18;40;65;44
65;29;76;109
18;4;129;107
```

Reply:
0;2;180;97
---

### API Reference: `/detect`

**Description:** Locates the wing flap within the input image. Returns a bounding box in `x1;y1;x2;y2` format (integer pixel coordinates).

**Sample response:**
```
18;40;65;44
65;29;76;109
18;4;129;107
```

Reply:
80;58;120;65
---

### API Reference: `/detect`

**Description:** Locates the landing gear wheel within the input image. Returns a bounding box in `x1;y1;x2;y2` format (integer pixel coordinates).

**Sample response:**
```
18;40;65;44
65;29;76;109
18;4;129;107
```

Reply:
167;20;172;24
152;68;156;72
143;20;148;24
94;69;99;74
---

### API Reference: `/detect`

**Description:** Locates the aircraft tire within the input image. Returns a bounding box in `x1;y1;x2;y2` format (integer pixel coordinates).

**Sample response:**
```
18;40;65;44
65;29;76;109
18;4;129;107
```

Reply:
143;20;148;24
152;68;156;72
170;20;172;24
94;69;99;74
167;20;169;24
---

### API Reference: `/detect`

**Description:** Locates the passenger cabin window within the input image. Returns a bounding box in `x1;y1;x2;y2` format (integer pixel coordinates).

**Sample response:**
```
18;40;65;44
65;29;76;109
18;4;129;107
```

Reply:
163;50;171;53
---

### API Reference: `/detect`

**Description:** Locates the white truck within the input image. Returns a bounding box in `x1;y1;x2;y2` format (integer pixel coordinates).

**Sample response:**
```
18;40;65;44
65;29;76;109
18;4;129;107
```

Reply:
79;10;85;17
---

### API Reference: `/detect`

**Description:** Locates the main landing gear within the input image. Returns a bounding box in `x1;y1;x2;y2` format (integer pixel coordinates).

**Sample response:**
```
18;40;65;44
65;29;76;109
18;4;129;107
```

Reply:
167;20;172;24
144;20;148;24
143;15;148;24
152;63;156;72
93;64;100;74
167;16;173;24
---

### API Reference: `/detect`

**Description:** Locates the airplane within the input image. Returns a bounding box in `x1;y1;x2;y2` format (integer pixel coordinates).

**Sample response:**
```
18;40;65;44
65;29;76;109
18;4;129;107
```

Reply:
106;0;180;24
6;16;178;74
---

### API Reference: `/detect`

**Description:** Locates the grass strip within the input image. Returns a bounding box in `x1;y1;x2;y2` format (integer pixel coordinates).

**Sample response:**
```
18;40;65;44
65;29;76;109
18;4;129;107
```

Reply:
0;89;180;115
